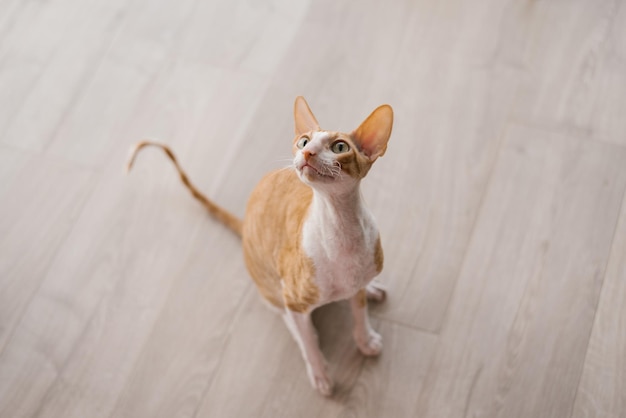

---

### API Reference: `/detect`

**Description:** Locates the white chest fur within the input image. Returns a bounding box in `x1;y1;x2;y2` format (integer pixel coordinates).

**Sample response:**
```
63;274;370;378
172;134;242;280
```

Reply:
301;189;380;305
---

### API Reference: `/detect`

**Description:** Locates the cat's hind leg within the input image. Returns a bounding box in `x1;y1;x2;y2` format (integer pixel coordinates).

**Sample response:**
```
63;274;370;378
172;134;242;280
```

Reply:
282;309;334;396
350;289;383;356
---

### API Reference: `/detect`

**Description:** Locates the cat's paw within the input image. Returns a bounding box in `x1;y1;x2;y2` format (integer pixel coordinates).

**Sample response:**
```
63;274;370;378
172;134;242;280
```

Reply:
313;374;334;396
306;365;334;396
366;282;387;303
354;329;383;357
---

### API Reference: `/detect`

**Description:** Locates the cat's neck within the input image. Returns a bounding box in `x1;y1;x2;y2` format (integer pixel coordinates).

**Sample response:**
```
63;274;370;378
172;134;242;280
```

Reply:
308;182;366;229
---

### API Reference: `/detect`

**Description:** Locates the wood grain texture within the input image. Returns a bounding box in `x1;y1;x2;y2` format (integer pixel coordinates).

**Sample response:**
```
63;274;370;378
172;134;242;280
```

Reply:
317;321;437;418
415;126;626;418
573;192;626;418
0;165;216;418
42;0;202;166
512;0;626;145
195;297;435;418
0;0;131;152
0;147;93;353
0;0;625;417
196;296;367;417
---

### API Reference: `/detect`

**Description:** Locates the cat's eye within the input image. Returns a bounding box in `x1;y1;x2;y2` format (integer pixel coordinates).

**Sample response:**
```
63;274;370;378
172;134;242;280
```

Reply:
331;141;350;154
296;137;309;149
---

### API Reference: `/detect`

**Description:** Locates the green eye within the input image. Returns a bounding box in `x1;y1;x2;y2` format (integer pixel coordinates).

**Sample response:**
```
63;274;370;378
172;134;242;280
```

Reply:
331;141;350;154
297;137;309;149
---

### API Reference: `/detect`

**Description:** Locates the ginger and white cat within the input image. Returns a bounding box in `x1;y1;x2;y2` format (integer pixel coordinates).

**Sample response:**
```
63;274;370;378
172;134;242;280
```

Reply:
127;96;393;396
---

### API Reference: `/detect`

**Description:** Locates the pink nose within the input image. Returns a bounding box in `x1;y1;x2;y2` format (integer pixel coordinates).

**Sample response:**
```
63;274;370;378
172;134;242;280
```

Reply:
303;150;315;161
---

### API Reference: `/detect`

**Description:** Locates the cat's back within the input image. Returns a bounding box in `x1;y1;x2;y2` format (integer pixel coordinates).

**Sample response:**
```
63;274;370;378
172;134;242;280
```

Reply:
241;168;313;308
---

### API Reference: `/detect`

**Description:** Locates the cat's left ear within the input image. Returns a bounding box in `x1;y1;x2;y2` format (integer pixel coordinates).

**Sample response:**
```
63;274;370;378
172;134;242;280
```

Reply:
352;104;393;161
294;96;320;135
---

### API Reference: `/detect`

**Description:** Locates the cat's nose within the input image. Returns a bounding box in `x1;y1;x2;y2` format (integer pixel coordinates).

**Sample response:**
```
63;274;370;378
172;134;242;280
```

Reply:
303;150;315;161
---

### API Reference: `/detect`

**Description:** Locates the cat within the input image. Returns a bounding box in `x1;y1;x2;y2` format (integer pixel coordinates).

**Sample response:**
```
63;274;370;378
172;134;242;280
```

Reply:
127;96;393;396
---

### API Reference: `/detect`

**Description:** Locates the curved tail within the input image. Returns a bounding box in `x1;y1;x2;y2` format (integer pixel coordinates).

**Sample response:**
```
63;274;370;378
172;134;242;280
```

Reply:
127;141;243;238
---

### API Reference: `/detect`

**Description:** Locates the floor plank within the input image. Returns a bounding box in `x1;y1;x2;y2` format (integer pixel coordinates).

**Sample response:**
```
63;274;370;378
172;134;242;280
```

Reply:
512;0;626;146
0;0;131;152
38;0;201;166
11;70;267;418
414;126;626;417
572;192;626;418
0;0;29;44
33;224;244;417
1;0;626;416
0;156;225;418
317;321;437;418
197;296;436;418
0;147;94;354
44;0;305;170
196;294;367;418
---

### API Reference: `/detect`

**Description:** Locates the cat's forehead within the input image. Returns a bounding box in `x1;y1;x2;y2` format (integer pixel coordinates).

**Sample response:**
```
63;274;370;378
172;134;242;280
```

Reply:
309;131;350;142
311;131;331;142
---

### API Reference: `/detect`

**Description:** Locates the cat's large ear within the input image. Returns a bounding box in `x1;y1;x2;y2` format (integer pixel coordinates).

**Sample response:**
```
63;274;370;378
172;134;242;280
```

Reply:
294;96;320;135
352;104;393;161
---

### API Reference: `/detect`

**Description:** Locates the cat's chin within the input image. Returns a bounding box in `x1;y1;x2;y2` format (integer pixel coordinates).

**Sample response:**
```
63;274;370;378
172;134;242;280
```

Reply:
297;164;336;184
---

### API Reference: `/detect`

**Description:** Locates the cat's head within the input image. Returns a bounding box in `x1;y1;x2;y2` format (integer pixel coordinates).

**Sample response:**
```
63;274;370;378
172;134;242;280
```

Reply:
292;96;393;191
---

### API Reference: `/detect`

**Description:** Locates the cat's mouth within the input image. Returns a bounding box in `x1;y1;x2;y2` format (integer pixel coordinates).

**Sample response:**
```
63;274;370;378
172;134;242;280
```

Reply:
298;162;336;180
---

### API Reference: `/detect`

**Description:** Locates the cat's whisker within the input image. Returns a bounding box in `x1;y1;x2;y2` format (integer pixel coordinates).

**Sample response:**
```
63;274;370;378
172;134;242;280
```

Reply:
322;161;341;178
320;164;335;177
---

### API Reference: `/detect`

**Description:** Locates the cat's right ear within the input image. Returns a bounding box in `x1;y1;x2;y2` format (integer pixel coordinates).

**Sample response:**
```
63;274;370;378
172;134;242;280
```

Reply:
294;96;320;135
352;104;393;162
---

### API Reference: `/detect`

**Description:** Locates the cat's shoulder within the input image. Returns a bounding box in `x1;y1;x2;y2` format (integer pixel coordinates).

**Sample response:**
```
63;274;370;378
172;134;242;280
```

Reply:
253;168;312;200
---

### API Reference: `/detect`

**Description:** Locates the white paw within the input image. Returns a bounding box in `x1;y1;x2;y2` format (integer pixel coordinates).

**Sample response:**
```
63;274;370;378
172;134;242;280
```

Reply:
313;374;334;396
355;329;383;357
366;282;387;303
306;365;334;396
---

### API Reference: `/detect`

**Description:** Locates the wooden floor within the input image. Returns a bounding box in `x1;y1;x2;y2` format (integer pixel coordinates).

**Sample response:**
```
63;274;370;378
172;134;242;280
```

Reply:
1;0;626;416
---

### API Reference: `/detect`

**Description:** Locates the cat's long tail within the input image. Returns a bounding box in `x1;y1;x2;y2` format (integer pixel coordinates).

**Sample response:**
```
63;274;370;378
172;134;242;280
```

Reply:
126;141;243;237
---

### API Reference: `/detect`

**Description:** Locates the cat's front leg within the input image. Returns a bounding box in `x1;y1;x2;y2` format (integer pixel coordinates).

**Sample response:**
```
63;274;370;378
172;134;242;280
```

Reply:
350;289;383;356
282;309;333;396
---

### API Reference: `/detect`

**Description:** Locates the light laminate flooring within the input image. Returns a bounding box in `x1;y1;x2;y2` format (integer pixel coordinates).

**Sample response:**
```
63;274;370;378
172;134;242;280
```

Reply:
1;0;625;417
